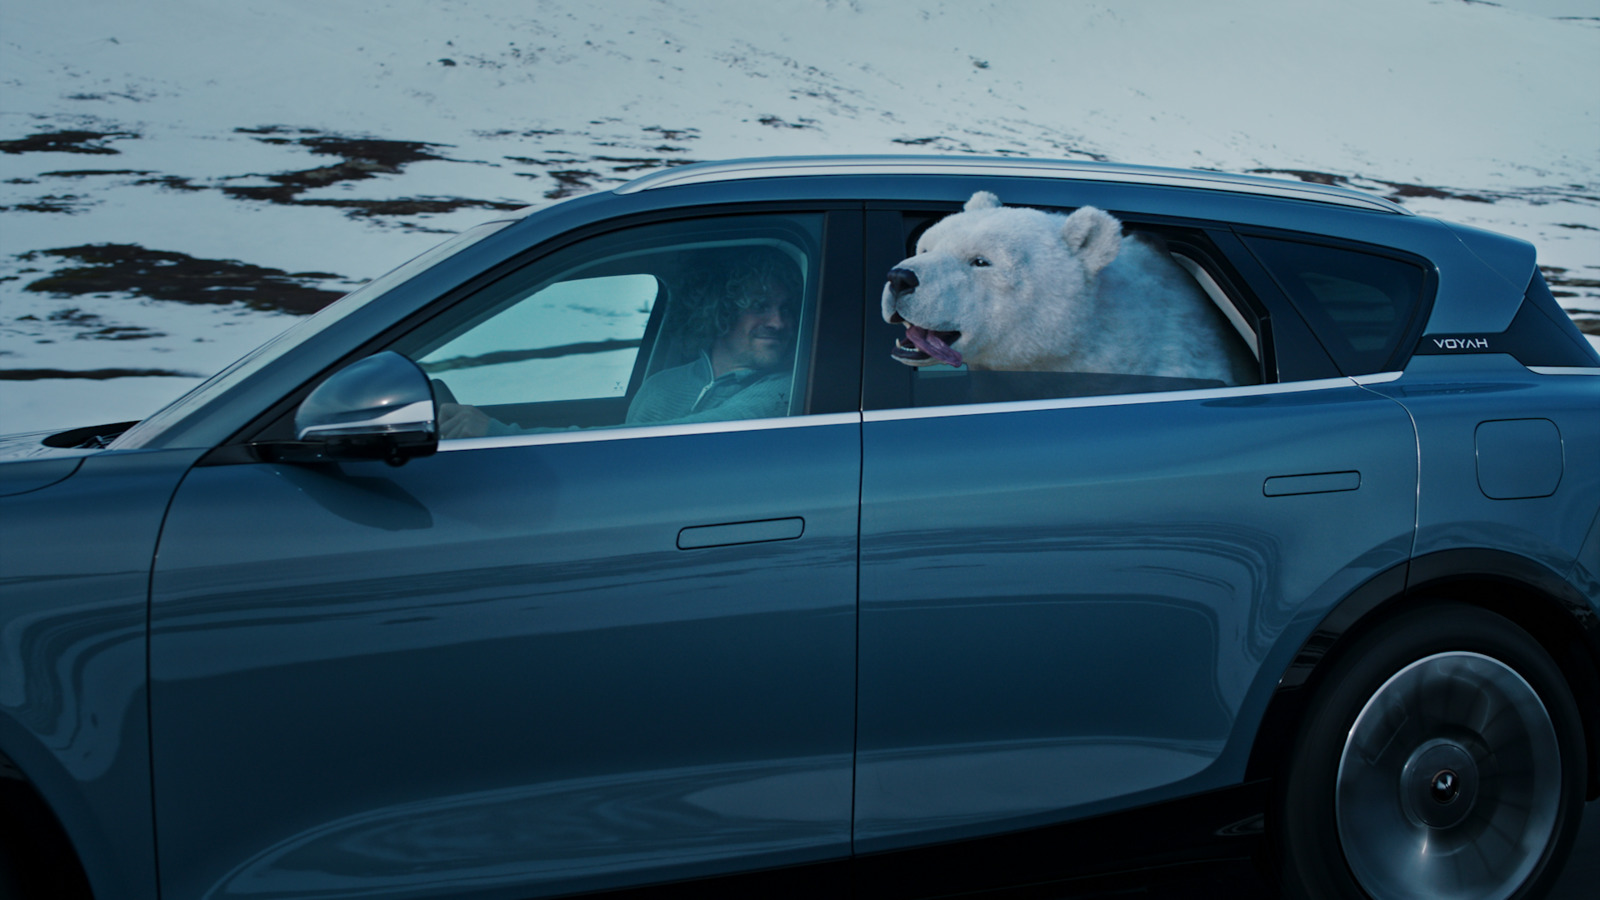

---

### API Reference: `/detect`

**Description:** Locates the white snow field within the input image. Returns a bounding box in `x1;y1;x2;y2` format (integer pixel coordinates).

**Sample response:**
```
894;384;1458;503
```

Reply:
3;0;1597;433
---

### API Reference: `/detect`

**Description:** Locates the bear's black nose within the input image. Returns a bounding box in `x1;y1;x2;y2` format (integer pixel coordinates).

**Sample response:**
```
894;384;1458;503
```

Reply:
886;267;919;297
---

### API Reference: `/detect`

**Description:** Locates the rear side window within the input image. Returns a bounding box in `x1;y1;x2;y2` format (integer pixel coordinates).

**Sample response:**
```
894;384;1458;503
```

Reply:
1242;236;1427;375
865;207;1263;411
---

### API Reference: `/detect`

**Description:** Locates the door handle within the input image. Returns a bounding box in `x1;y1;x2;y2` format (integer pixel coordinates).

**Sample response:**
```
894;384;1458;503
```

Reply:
1263;471;1360;497
677;517;805;550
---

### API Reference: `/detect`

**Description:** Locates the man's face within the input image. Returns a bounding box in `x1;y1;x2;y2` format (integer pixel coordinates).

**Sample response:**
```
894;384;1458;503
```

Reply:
711;292;795;375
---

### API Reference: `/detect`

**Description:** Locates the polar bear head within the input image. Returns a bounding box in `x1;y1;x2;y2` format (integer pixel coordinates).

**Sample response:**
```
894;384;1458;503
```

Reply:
881;191;1122;370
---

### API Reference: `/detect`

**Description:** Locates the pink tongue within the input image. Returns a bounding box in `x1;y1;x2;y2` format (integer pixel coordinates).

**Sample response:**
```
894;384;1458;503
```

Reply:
905;325;963;366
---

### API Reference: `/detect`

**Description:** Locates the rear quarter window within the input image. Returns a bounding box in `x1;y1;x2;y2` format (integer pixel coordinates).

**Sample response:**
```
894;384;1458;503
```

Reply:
1242;235;1429;375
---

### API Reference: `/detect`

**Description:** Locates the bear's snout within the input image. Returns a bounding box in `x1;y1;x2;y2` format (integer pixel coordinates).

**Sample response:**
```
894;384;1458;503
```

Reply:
886;267;919;299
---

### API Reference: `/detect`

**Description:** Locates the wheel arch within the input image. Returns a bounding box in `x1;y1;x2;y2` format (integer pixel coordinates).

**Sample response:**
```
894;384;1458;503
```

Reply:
1246;549;1600;801
0;746;94;899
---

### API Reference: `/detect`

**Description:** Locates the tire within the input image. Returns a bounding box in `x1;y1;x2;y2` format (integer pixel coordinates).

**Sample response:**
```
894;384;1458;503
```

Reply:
1277;603;1587;900
0;777;94;899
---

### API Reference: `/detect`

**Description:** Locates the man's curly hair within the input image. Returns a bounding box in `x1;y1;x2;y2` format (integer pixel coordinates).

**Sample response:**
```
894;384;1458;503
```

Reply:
672;246;803;348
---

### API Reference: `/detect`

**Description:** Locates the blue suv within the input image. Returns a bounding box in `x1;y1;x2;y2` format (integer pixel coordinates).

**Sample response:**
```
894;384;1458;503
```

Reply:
3;157;1597;900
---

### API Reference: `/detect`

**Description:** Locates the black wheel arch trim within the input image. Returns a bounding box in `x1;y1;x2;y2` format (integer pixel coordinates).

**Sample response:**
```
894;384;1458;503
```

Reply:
1247;549;1600;800
0;748;94;899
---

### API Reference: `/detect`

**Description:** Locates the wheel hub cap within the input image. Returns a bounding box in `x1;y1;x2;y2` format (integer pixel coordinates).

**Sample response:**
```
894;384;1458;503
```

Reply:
1401;739;1478;828
1335;651;1561;900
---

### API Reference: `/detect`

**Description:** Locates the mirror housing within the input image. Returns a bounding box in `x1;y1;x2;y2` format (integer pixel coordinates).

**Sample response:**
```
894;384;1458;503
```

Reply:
262;352;438;465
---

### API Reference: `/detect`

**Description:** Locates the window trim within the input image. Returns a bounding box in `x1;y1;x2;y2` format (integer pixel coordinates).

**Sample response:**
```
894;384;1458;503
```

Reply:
1171;252;1258;361
437;411;861;450
864;376;1362;423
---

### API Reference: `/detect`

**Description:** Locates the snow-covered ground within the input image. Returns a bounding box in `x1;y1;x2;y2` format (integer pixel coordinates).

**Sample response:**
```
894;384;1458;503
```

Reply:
3;0;1597;434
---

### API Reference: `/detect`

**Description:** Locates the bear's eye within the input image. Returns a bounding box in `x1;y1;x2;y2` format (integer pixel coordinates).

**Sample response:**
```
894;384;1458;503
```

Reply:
969;256;991;268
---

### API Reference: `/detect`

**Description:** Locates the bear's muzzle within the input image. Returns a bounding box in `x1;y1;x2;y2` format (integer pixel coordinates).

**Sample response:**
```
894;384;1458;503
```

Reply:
886;266;919;299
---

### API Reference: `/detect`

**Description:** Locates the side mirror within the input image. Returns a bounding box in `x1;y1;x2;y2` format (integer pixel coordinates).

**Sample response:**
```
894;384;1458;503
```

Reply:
261;352;438;466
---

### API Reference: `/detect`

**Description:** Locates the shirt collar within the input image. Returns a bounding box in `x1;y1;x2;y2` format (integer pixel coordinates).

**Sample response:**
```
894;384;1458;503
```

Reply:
699;351;766;385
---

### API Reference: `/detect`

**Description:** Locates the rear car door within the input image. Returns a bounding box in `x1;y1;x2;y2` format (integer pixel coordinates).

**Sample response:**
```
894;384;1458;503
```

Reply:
147;210;864;899
854;204;1422;851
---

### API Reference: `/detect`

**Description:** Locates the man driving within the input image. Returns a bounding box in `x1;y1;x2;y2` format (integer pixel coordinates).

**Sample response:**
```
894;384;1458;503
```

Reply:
624;249;799;425
437;248;801;438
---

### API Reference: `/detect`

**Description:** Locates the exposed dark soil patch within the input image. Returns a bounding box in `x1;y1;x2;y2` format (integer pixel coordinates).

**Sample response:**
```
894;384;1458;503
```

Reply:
79;325;162;340
0;367;197;380
137;175;208;192
642;126;700;142
758;115;818;129
1547;278;1600;295
1539;266;1600;293
234;125;323;140
1378;182;1492;203
1250;168;1347;186
2;195;91;214
1250;168;1493;203
0;130;138;155
1542;267;1600;332
40;169;156;178
596;155;694;172
476;128;568;139
300;197;523;217
505;155;584;167
544;169;604;199
222;134;448;204
20;244;348;315
212;128;523;217
306;136;448;166
14;307;166;340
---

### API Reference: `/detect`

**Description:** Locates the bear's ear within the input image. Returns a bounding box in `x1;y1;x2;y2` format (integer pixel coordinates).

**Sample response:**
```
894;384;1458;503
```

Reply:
964;191;1002;212
1059;206;1122;277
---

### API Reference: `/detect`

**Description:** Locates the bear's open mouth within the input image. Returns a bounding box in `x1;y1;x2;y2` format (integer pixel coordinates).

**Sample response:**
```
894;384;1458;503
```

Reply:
892;321;963;367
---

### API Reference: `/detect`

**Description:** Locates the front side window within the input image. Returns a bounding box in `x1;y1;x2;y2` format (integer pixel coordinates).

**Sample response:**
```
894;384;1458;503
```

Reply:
396;214;824;436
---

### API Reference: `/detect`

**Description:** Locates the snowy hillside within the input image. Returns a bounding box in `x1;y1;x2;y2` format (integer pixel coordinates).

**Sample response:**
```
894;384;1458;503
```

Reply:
3;0;1598;433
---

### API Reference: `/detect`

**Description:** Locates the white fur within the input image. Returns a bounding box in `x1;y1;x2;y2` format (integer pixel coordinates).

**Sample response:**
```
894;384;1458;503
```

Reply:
881;192;1257;384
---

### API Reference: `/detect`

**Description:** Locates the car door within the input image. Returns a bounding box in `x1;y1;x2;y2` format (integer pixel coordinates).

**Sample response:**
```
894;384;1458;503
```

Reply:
147;210;864;899
853;207;1421;850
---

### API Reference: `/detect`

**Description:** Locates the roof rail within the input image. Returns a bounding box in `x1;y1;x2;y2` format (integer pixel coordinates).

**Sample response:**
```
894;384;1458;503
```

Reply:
616;155;1412;215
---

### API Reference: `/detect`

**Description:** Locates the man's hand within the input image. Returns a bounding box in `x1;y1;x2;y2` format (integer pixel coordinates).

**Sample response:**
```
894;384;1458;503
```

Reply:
438;402;492;439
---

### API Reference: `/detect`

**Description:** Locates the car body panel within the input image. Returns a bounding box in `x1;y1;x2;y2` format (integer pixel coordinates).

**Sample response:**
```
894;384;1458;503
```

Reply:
147;421;860;898
1433;221;1539;334
0;448;204;900
855;379;1418;850
1374;355;1600;576
0;455;84;496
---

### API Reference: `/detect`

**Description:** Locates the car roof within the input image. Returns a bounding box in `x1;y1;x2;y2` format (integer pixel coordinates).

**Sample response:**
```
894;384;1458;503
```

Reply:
615;155;1413;216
